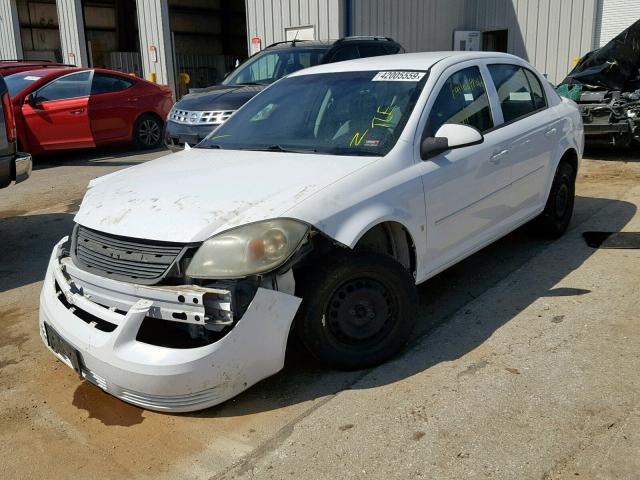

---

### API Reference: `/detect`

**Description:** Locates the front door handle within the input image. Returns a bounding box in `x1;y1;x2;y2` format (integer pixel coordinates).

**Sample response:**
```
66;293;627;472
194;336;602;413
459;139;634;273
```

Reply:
545;127;557;137
70;108;85;115
490;149;509;164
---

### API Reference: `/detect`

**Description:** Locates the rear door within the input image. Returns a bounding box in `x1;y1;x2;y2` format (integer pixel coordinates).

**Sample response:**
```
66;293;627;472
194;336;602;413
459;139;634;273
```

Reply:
21;71;94;151
88;73;137;143
486;63;559;215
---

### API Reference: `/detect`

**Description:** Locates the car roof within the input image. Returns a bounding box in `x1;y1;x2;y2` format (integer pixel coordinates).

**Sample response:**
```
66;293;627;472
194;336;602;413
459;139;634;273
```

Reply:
289;51;523;76
264;37;401;51
9;66;84;78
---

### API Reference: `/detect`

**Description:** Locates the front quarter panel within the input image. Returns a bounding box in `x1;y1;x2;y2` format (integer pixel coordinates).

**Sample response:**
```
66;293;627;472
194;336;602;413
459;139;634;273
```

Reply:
284;142;429;283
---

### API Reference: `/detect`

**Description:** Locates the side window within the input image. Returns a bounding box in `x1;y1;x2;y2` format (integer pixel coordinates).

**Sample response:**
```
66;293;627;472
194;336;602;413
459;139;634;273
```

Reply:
358;44;388;58
330;46;360;62
384;44;403;54
524;69;547;110
91;74;134;95
425;66;493;136
248;54;278;83
488;64;545;123
37;71;91;102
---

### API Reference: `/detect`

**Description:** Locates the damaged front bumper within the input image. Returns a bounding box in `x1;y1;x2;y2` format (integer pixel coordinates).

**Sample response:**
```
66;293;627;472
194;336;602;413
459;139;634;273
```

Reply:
39;238;301;412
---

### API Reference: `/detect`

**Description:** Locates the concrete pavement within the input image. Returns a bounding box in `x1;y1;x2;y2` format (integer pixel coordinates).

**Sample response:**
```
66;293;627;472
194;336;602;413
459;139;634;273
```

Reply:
0;147;638;480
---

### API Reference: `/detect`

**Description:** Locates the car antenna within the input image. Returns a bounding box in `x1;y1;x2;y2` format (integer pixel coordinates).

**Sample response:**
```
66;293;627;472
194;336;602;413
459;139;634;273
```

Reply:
292;29;300;46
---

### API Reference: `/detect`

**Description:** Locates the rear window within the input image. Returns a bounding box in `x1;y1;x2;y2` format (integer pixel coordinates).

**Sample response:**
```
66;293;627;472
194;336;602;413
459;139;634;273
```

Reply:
4;73;43;97
488;64;547;123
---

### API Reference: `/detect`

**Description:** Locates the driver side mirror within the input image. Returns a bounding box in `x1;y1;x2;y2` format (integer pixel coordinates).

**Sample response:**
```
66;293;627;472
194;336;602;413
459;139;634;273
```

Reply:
420;123;484;160
24;93;41;109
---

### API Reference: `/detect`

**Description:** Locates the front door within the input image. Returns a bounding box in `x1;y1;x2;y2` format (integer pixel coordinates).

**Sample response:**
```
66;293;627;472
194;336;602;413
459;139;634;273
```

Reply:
419;64;511;272
22;71;94;151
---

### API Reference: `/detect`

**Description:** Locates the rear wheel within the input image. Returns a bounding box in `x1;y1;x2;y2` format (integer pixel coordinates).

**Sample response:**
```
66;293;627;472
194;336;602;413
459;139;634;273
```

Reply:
529;161;576;238
295;252;418;370
133;114;163;149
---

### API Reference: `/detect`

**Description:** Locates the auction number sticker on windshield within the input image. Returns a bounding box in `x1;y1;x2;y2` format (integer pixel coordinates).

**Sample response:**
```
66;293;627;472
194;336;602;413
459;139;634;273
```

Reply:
372;71;426;82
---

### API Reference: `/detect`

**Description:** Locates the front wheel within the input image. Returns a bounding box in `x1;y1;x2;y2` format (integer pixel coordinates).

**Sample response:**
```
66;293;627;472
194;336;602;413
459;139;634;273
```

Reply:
133;114;163;149
295;252;418;370
529;161;576;238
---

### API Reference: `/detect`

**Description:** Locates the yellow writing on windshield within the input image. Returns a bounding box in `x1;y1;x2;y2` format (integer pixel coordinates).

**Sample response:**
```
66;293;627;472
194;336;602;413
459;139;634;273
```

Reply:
371;105;394;129
350;129;369;147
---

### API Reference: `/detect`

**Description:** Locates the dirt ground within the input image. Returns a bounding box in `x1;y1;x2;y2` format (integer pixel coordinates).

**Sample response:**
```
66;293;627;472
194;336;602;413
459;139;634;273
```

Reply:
0;147;638;479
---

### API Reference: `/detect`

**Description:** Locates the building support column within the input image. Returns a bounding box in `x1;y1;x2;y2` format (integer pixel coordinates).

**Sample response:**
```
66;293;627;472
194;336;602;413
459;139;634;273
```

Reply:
136;0;175;92
56;0;89;66
0;0;23;59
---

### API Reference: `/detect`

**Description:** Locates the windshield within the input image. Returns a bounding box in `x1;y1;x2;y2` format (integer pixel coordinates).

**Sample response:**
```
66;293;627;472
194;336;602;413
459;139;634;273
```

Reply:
200;70;427;156
5;73;43;97
222;48;328;86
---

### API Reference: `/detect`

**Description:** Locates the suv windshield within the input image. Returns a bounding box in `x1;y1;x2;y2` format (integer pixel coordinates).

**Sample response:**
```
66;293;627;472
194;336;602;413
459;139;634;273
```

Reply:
200;70;427;156
5;73;43;97
222;48;328;86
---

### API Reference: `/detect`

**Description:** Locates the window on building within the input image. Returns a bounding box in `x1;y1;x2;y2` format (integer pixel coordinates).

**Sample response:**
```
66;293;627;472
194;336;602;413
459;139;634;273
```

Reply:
425;66;493;136
488;64;546;123
91;74;135;95
37;71;92;102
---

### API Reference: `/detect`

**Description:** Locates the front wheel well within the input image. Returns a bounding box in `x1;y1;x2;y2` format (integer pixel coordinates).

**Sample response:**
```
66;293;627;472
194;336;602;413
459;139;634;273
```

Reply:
353;221;416;276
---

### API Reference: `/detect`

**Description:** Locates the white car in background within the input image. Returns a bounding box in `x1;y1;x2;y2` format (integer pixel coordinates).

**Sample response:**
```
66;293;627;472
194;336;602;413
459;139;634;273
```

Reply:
39;52;583;412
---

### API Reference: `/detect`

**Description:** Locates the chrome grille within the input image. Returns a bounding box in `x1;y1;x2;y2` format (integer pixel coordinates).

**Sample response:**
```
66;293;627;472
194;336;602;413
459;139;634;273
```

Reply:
169;109;235;125
73;226;185;284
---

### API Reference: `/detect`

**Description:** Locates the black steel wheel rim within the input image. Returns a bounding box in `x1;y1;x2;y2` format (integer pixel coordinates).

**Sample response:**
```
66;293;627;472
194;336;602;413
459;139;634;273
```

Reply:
139;119;161;146
325;276;399;347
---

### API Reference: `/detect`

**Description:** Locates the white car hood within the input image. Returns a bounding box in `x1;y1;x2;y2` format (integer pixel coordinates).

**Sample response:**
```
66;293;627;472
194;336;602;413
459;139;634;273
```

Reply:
75;148;376;243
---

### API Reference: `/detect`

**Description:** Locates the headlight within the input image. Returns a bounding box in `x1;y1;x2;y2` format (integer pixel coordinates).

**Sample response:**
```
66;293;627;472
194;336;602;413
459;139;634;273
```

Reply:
186;219;309;278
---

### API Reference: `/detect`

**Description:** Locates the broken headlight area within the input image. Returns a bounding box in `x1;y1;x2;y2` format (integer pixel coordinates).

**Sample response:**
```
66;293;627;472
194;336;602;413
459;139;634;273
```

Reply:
57;221;313;349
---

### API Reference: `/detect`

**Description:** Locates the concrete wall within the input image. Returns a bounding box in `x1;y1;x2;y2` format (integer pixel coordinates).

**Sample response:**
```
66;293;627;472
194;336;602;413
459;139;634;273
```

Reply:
245;0;344;48
0;0;22;58
352;0;477;52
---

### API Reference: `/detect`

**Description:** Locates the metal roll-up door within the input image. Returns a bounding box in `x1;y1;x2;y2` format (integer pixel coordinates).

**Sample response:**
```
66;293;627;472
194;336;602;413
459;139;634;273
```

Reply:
595;0;640;48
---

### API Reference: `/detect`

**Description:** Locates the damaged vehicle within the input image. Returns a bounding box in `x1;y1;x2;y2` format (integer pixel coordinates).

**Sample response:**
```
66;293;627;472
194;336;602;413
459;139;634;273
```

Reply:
40;52;583;412
558;19;640;146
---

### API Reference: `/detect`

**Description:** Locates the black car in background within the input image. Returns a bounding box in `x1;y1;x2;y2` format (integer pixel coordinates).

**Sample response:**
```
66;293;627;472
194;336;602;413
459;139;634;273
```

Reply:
0;75;31;189
164;36;404;150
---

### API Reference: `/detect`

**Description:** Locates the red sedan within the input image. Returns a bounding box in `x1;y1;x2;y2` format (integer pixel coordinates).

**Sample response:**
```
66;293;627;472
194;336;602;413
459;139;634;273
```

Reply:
4;67;173;155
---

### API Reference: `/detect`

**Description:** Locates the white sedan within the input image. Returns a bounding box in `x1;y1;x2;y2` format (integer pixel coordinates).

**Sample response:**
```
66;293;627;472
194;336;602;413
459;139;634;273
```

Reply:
39;52;583;412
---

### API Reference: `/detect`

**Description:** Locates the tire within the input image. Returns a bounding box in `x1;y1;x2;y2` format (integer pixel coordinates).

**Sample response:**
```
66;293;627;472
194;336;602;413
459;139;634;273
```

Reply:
294;252;418;370
133;114;163;149
529;161;576;238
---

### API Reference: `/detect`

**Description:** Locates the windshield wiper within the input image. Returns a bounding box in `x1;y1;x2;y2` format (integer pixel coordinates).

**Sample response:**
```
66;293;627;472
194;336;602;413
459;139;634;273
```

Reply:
243;144;319;154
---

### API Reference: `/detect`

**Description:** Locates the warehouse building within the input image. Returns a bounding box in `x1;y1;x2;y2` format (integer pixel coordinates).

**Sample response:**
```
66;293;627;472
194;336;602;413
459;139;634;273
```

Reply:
0;0;637;93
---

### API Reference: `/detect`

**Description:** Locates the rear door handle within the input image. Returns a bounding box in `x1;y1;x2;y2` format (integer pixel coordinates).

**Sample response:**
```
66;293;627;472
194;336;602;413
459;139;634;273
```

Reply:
126;97;139;102
545;127;557;137
490;149;509;164
70;108;85;115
